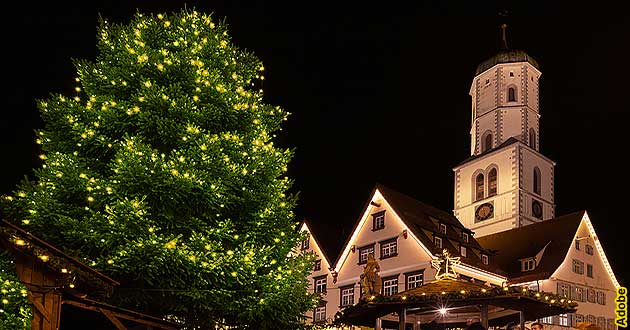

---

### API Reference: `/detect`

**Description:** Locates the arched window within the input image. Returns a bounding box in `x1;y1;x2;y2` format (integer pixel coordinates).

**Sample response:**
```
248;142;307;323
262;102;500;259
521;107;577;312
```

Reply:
475;173;485;201
508;87;516;102
488;168;497;197
533;167;541;195
482;132;493;153
529;128;536;149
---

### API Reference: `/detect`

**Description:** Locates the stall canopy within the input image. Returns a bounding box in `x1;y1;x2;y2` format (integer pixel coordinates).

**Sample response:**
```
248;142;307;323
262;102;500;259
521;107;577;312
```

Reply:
336;250;577;330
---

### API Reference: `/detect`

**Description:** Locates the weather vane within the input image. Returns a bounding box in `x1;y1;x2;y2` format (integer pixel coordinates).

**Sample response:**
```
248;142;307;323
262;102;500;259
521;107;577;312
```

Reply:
498;10;510;50
431;249;461;280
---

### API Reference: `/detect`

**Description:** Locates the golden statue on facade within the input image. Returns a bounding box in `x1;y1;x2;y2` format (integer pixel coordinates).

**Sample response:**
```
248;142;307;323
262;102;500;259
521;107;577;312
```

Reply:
359;252;382;297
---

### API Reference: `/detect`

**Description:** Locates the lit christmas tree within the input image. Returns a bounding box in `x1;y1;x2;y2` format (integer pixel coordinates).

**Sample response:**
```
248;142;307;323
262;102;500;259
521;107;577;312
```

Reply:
1;9;315;329
0;251;32;329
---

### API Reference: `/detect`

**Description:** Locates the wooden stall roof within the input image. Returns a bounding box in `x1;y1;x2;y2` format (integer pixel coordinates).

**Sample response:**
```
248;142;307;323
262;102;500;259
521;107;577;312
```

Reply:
337;278;578;327
64;295;182;330
1;219;119;286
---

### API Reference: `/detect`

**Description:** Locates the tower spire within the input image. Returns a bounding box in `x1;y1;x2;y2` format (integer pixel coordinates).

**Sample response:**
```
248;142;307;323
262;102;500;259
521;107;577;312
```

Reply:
500;23;509;50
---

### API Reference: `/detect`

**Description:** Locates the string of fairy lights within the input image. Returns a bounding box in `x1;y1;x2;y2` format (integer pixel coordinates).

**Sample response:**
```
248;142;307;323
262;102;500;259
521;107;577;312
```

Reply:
1;8;314;328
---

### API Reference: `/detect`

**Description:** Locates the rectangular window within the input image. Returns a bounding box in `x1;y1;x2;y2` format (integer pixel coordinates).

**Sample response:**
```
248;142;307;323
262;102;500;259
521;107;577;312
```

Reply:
406;271;424;290
541;316;553;324
558;283;570;298
314;276;327;294
481;254;488;265
596;291;606;305
607;318;614;330
358;245;375;265
340;286;354;307
587;288;595;302
586;244;594;255
380;238;398;259
575;240;581;250
460;246;467;257
587;264;593;278
597;317;606;329
575;314;584;325
521;259;535;271
559;314;569;327
313;259;321;272
572;259;584;274
462;232;469;243
575;287;584;302
301;235;310;250
314;305;326;322
382;277;398;296
439;223;447;234
372;211;385;231
587;315;596;324
434;237;442;249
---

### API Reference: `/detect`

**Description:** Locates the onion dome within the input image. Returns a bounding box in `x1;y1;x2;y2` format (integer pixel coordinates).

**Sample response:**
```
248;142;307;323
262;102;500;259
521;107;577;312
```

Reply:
475;24;540;75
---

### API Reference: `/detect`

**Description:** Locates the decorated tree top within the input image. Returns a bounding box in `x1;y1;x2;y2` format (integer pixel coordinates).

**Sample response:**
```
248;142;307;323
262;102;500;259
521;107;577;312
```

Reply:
1;8;314;329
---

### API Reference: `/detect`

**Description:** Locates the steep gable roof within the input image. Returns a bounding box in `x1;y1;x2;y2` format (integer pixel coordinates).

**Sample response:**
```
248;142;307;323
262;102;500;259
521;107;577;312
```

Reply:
332;183;505;279
375;184;504;275
299;219;334;268
477;211;584;283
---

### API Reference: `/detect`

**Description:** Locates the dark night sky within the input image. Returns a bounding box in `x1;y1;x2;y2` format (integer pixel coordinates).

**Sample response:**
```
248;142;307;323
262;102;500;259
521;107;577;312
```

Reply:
2;2;629;284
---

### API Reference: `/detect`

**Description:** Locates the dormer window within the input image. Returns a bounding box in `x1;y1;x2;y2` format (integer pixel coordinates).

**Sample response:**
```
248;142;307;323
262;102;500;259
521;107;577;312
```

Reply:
439;224;447;234
521;258;536;271
372;211;385;231
462;232;469;243
434;236;442;249
481;254;489;265
510;71;514;77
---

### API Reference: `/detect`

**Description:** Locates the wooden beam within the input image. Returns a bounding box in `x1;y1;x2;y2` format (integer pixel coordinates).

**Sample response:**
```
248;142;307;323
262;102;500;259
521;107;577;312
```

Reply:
30;298;51;322
99;308;128;330
63;299;178;330
480;304;488;329
399;307;406;330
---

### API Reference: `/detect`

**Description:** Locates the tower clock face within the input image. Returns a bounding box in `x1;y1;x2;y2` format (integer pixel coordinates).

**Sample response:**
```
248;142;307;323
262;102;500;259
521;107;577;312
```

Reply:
532;200;543;219
475;202;494;222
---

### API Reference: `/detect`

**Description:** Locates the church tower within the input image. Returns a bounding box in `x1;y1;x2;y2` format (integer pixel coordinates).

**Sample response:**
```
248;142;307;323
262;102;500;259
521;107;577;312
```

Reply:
453;25;555;237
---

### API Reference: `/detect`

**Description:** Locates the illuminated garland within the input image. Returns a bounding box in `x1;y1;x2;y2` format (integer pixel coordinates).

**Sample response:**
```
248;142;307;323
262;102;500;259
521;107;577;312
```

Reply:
0;227;114;296
360;283;578;309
